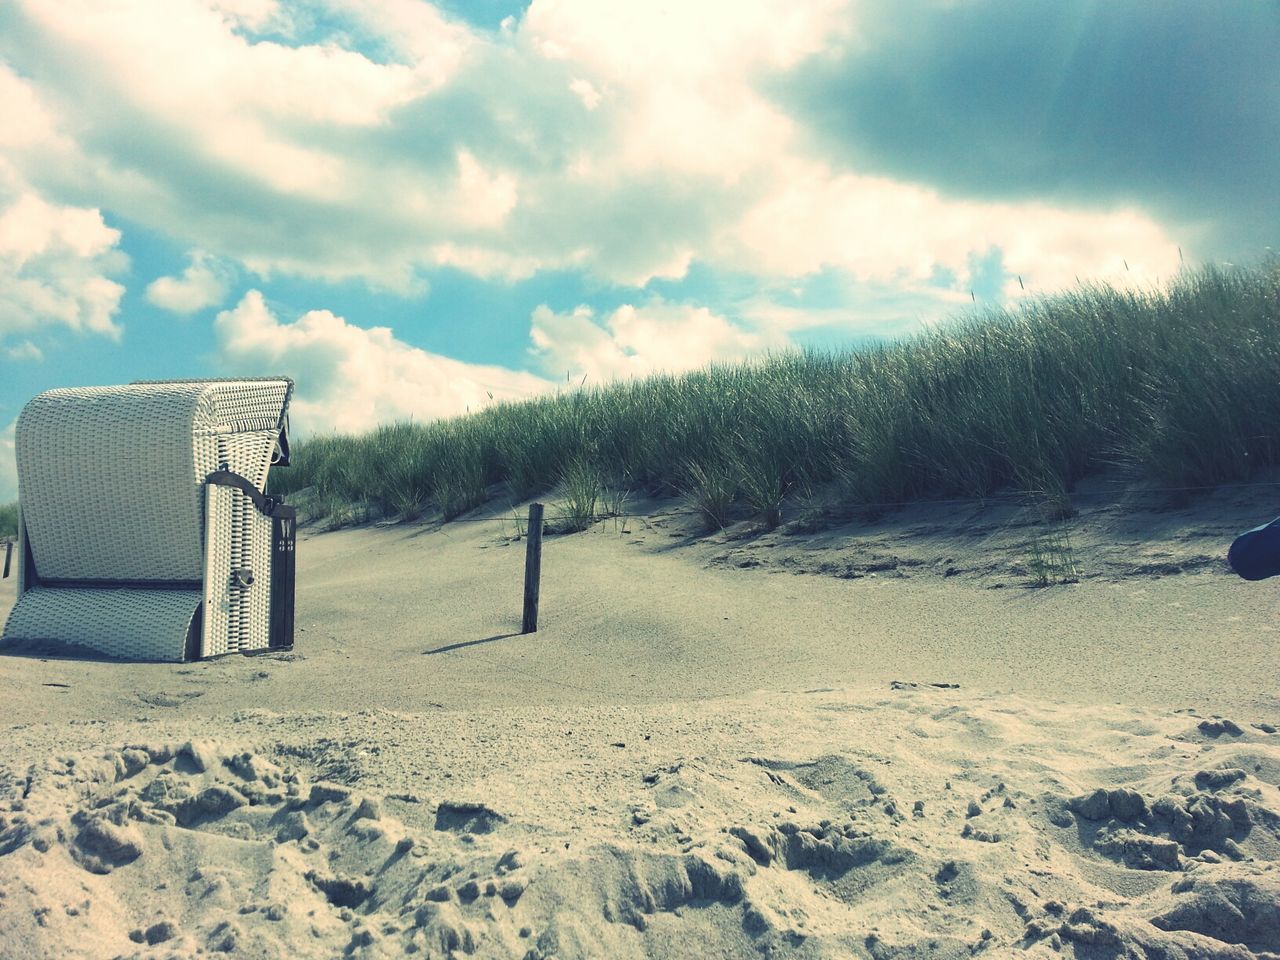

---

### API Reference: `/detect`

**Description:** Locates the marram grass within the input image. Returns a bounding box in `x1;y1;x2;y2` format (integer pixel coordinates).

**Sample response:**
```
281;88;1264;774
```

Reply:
266;261;1280;528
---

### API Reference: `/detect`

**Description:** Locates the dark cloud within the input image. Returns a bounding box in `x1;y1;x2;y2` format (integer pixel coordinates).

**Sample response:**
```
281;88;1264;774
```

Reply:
771;0;1280;260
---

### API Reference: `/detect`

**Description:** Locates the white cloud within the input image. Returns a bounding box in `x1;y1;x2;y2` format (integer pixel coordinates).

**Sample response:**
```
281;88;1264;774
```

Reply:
529;299;787;383
0;171;127;341
726;160;1183;295
568;77;601;110
318;0;473;69
4;339;42;361
736;279;974;344
452;150;518;229
208;0;278;31
0;0;1189;300
214;290;551;434
145;251;232;314
0;64;60;150
522;0;848;180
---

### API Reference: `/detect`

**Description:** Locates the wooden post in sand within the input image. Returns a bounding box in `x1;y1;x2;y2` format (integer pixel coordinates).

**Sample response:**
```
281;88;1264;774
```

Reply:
522;502;545;633
2;540;10;580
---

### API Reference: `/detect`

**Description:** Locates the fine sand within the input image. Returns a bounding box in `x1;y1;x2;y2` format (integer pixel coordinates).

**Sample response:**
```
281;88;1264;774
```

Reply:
1;480;1278;958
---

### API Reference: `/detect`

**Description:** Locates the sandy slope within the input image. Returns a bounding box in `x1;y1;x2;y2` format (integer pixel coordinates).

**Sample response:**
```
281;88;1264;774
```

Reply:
0;483;1278;958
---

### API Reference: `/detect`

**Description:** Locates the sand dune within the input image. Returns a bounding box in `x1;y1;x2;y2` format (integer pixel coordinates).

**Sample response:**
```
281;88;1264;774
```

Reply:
1;484;1278;958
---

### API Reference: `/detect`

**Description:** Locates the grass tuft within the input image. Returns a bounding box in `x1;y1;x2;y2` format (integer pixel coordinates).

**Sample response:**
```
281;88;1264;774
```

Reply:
555;458;601;533
682;458;738;530
1025;527;1081;586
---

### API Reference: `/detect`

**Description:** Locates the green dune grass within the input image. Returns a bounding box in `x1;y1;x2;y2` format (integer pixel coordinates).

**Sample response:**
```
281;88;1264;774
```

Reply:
260;259;1275;528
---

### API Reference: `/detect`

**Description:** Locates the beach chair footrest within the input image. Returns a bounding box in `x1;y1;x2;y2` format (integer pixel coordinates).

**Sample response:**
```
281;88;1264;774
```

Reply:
2;585;202;661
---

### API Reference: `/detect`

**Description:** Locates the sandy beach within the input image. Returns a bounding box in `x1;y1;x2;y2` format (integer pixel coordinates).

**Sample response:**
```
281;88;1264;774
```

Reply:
3;2;1277;957
1;482;1278;958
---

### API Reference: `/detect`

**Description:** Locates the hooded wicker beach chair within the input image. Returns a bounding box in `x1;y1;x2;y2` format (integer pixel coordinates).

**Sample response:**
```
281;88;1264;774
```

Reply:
1;378;296;661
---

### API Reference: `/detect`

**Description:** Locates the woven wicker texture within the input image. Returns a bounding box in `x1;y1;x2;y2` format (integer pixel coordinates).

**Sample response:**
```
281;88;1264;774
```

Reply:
196;380;292;437
2;586;200;662
221;430;281;489
4;378;291;661
16;384;208;581
201;485;232;658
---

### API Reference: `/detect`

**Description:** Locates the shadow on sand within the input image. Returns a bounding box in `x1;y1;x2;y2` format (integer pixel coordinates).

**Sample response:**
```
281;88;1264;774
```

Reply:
423;632;522;656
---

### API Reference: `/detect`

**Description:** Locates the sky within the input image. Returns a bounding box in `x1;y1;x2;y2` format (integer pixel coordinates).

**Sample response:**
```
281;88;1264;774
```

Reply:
1;0;1277;500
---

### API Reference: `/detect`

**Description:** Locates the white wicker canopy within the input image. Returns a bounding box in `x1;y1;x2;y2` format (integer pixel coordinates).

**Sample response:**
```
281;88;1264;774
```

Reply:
1;378;296;661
